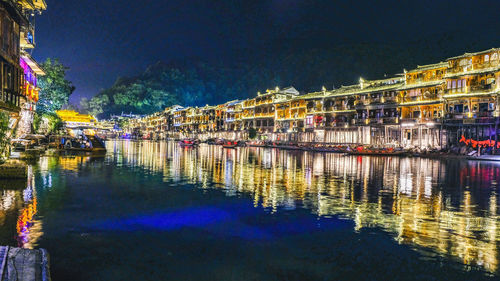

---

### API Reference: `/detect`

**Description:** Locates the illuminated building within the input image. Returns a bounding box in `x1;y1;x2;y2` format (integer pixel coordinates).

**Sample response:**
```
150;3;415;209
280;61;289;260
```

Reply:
223;100;242;131
16;52;44;136
56;110;97;129
443;49;500;147
399;62;447;147
0;0;47;136
117;47;500;149
0;1;29;116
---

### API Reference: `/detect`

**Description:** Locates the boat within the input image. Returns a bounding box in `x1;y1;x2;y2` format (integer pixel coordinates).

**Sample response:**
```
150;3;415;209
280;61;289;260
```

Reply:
205;138;224;145
267;142;302;150
307;145;346;153
179;139;199;147
222;141;238;149
58;135;107;154
247;140;267;147
347;147;407;156
10;136;47;159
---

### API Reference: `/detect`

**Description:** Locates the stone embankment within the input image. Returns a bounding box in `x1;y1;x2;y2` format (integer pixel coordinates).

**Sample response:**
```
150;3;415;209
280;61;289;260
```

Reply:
0;160;27;179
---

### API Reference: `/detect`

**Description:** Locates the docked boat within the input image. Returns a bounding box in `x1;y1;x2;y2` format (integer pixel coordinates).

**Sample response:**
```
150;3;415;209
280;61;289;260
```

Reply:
222;141;238;149
307;145;345;153
54;135;107;154
10;135;48;159
347;147;407;156
267;142;302;150
179;139;199;147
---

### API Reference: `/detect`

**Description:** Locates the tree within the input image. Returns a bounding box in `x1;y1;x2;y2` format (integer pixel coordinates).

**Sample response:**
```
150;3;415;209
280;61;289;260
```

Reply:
0;112;10;162
248;128;257;139
37;58;75;114
81;95;109;117
44;113;63;133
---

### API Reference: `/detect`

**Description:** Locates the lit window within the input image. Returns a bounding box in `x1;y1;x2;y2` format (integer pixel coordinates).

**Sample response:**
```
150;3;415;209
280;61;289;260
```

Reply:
485;54;490;62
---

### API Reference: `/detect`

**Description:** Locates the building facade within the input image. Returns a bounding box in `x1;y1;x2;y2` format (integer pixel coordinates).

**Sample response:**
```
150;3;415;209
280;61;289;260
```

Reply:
0;0;46;139
119;48;500;150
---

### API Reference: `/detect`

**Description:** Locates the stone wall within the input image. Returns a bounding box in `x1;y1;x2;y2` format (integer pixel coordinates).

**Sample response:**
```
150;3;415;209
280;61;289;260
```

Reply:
0;160;27;179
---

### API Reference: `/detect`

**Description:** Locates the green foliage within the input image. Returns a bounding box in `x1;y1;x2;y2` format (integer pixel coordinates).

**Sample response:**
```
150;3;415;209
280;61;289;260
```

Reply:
117;118;129;130
44;113;63;134
37;58;75;114
0;112;10;162
80;95;109;117
32;112;41;132
248;128;257;139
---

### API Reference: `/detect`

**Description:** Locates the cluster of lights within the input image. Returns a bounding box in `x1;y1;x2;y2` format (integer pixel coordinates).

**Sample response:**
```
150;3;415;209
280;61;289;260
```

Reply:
22;82;39;102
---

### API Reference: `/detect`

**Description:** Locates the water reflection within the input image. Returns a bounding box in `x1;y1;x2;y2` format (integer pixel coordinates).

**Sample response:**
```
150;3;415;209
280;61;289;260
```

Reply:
0;155;94;249
107;140;500;273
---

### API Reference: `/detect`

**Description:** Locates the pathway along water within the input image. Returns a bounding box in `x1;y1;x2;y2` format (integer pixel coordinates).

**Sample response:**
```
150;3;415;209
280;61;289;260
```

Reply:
0;140;498;280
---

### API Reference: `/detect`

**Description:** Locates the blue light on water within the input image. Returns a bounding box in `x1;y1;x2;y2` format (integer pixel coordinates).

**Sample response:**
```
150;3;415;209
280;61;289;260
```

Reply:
94;206;234;231
90;204;353;240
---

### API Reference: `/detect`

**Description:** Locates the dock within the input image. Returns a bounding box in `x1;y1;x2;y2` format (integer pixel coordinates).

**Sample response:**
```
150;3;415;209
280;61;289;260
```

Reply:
0;246;50;281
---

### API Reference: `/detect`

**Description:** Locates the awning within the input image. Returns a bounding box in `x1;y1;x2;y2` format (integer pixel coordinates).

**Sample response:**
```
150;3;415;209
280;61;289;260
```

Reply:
20;52;45;76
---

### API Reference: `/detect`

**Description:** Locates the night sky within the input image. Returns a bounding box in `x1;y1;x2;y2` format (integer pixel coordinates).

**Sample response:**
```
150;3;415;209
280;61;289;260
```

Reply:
32;0;500;104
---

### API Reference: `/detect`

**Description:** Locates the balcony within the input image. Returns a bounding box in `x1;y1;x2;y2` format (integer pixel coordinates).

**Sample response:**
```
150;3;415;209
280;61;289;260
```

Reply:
381;117;399;124
306;107;322;113
447;61;500;76
400;117;442;124
445;84;493;94
446;111;495;119
400;96;440;105
406;77;442;85
20;25;35;49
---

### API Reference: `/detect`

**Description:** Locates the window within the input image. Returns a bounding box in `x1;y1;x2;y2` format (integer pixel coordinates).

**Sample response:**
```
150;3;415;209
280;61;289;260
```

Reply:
485;54;490;62
454;104;464;113
479;103;488;112
306;116;313;126
452;80;456;89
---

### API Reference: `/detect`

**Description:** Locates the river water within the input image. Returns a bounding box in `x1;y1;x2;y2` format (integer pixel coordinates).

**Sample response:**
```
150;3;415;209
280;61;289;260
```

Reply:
0;140;499;280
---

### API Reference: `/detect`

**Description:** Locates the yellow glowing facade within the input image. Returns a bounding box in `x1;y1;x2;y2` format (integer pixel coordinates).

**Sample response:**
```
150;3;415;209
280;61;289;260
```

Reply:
56;110;97;128
121;48;500;148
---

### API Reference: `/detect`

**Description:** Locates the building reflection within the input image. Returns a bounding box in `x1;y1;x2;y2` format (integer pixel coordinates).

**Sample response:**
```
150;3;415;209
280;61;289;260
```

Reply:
15;165;43;249
109;140;500;272
0;164;43;249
